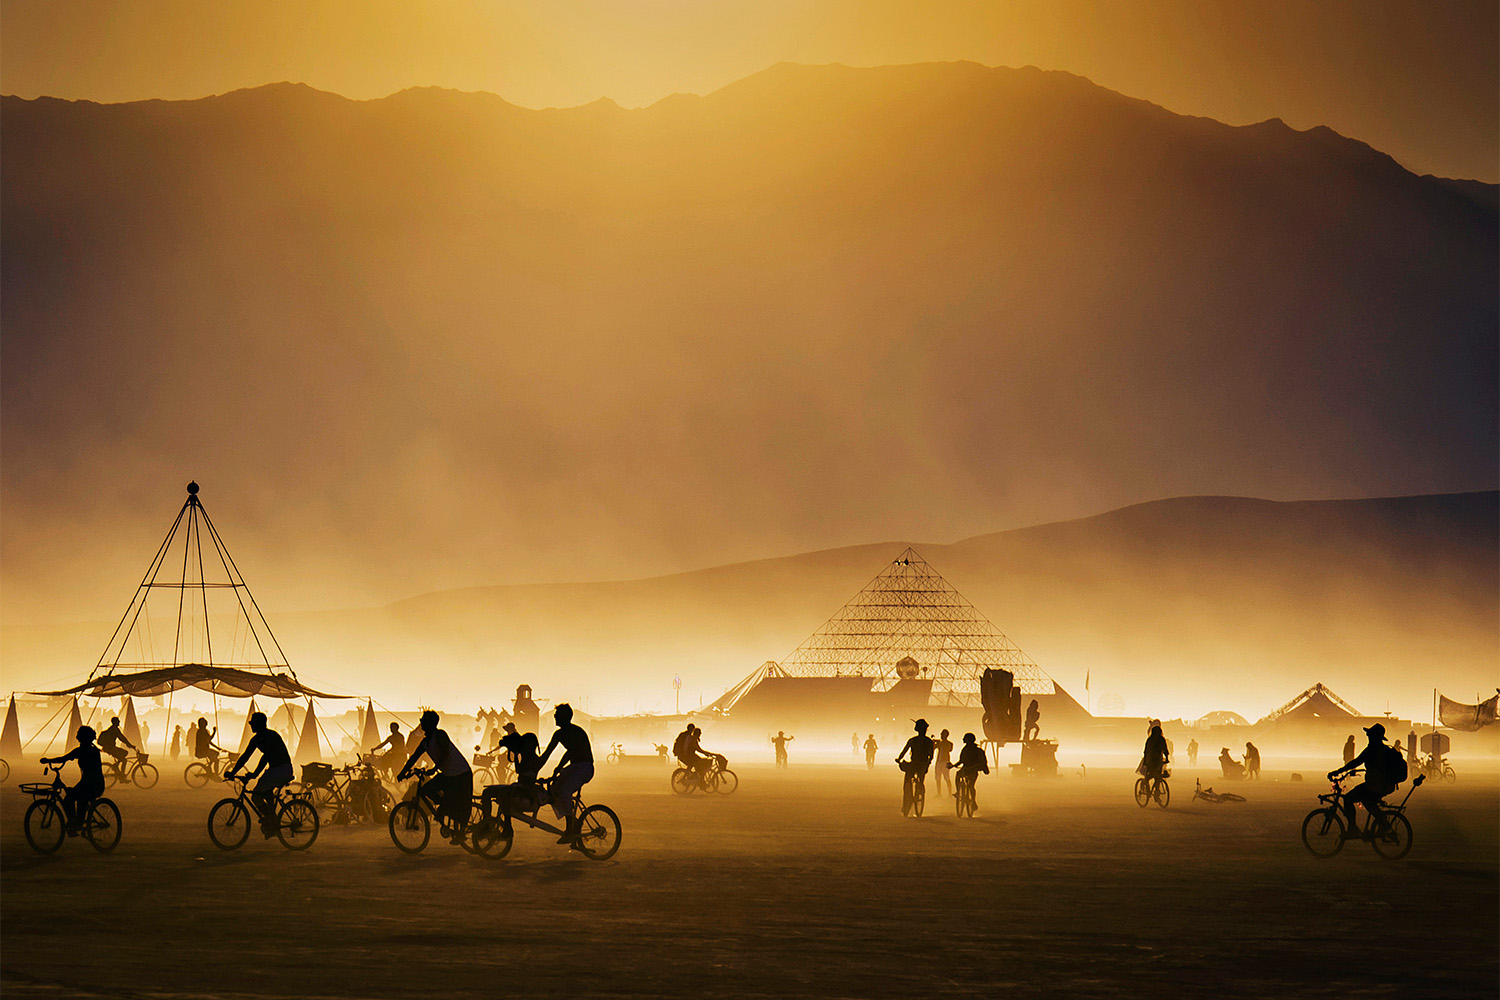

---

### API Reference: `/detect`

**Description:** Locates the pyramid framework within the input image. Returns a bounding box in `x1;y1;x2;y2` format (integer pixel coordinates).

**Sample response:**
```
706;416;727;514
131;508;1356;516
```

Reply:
776;547;1056;708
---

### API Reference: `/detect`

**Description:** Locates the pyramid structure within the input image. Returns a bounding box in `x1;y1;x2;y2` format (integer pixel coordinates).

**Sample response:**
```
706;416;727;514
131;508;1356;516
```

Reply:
772;547;1055;709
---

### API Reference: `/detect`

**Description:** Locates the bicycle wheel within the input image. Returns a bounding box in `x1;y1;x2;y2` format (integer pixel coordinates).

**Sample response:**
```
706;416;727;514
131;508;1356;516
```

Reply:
1300;807;1346;858
702;769;721;794
1153;779;1170;809
1441;766;1456;785
955;779;969;818
670;768;694;795
1371;813;1413;860
23;800;66;854
184;762;210;788
388;801;430;854
104;765;119;790
133;763;160;789
84;798;122;853
472;817;515;860
1133;777;1150;807
358;785;394;824
575;804;622;861
715;769;739;796
208;798;252;851
0;758;9;781
277;798;320;851
311;783;336;809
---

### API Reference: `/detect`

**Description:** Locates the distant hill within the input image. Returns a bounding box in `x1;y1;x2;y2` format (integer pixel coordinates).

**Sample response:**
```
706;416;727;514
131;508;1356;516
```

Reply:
1;62;1496;622
6;492;1493;722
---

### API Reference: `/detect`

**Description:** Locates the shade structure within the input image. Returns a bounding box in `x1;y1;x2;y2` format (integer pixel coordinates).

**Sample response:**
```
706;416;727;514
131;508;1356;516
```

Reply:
36;663;348;701
295;700;322;765
121;696;142;747
0;696;22;757
361;699;380;751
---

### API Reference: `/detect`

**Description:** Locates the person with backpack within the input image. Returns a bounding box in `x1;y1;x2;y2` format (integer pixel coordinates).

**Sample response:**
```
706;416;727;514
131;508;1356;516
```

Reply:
1327;723;1406;840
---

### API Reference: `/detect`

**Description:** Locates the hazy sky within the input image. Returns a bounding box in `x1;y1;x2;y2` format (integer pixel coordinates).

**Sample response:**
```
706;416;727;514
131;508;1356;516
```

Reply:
3;0;1496;182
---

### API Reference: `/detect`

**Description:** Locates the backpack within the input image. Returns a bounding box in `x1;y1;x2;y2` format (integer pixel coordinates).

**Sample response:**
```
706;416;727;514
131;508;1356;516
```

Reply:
1372;744;1407;788
672;731;688;759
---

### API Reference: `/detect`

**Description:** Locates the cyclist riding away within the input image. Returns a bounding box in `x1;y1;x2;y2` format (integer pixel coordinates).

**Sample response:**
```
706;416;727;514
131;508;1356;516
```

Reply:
1139;724;1169;782
954;732;989;802
226;711;294;838
537;703;594;846
1327;723;1406;840
98;716;137;767
398;710;474;842
481;723;541;837
896;719;935;816
40;725;105;835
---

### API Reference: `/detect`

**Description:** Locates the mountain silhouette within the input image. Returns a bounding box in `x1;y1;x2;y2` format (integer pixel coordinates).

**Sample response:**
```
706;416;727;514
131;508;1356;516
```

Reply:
1;61;1495;620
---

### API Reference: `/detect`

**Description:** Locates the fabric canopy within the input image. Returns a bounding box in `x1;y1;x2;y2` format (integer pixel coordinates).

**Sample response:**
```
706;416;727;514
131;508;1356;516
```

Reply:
1438;692;1498;732
36;663;349;700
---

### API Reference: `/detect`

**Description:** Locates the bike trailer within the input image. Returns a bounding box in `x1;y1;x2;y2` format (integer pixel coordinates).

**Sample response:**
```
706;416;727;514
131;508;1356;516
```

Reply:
301;762;335;787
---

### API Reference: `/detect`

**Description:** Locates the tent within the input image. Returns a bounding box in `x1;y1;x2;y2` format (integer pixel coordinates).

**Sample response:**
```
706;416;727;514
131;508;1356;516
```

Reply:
121;696;142;747
295;700;322;765
1;696;22;758
361;699;381;751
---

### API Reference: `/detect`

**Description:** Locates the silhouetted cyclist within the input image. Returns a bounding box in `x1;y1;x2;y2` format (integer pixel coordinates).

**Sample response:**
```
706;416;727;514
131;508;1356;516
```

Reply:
371;721;406;777
538;703;594;846
226;711;294;837
191;717;222;764
1328;723;1405;840
480;725;540;837
771;731;794;768
863;734;878;769
97;716;136;767
41;725;105;834
1139;724;1170;781
954;732;989;794
673;723;701;775
896;719;935;815
1187;739;1199;767
398;709;474;842
933;729;954;797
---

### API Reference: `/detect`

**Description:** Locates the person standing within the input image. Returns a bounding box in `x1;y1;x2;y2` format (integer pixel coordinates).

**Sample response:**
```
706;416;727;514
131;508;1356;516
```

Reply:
863;734;878;770
170;724;184;761
1342;734;1356;766
1244;741;1261;780
1186;739;1199;767
1023;700;1041;741
933;729;954;798
771;731;794;768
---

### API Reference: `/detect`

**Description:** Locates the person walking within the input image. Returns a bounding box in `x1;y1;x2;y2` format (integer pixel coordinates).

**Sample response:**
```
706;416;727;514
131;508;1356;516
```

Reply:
863;734;878;770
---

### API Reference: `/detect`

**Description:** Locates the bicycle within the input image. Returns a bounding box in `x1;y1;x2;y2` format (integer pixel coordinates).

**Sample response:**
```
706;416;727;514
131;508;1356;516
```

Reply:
471;747;510;787
669;754;738;796
306;756;393;825
388;767;485;854
1415;755;1456;785
1134;770;1170;809
1301;771;1424;860
103;752;160;789
467;774;622;862
1192;778;1245;804
207;774;320;851
900;766;927;818
954;769;978;818
184;751;230;788
21;764;122;854
606;743;625;765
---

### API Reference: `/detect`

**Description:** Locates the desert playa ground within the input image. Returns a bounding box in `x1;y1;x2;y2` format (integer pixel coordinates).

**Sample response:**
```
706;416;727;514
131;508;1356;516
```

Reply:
3;761;1496;999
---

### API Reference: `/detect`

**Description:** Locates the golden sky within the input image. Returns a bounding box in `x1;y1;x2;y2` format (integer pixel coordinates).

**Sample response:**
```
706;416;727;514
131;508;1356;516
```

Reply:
3;0;1496;182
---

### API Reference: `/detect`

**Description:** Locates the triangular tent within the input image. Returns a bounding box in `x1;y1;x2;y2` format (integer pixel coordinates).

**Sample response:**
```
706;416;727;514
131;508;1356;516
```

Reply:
0;696;22;757
66;696;84;750
122;696;142;747
746;547;1056;709
239;698;261;752
295;700;322;764
361;699;380;751
1258;683;1361;725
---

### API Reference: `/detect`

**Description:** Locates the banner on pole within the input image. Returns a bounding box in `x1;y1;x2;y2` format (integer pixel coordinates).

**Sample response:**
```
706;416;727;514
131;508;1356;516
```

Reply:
1437;692;1498;732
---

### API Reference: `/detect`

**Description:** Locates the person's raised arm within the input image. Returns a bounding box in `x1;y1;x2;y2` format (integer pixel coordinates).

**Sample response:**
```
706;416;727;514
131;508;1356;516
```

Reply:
537;731;564;769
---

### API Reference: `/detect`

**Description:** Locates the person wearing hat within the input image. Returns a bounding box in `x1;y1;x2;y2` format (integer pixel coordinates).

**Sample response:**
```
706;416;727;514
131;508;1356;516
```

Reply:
895;719;935;817
1327;723;1405;839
